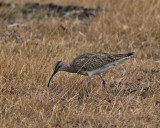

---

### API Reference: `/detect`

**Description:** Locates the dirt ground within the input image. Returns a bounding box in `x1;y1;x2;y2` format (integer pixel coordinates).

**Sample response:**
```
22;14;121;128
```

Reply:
0;0;160;127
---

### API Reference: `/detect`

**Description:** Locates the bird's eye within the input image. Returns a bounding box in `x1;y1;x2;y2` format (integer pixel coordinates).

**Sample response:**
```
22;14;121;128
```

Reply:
58;66;61;68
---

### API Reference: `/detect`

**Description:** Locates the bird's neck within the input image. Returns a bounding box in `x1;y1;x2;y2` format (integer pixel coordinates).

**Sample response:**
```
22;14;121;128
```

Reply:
63;63;74;73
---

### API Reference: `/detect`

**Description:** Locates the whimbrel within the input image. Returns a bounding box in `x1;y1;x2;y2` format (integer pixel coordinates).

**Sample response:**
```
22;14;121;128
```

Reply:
48;52;134;88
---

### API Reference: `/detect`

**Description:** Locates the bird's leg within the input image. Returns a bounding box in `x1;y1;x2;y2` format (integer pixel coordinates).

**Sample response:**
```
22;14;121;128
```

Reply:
83;75;92;97
88;76;92;86
99;74;106;88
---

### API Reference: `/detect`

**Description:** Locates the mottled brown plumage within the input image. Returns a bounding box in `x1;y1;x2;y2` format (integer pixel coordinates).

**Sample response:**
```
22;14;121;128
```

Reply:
48;52;134;88
70;52;132;73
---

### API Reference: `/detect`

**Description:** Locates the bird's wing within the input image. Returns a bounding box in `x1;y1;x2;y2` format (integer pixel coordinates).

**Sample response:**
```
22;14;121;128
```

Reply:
70;52;125;71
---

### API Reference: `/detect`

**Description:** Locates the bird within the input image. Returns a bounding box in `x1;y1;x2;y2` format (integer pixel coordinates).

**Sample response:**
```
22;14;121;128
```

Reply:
48;52;134;88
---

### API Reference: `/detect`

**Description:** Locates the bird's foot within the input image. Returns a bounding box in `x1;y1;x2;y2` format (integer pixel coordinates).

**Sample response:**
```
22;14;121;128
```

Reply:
102;80;106;88
88;82;91;86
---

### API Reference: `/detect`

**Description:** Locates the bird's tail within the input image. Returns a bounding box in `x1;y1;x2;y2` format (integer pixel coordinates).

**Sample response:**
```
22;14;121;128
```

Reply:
113;52;135;60
126;52;135;58
126;52;134;57
112;52;135;64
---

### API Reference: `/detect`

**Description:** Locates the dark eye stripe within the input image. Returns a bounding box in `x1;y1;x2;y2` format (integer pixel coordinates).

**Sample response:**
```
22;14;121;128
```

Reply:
55;61;62;69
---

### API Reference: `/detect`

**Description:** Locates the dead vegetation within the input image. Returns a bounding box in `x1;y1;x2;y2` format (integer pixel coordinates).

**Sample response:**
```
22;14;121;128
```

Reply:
0;0;160;127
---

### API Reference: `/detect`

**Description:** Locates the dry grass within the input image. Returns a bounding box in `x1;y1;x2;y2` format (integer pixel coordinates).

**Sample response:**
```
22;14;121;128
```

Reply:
0;0;160;127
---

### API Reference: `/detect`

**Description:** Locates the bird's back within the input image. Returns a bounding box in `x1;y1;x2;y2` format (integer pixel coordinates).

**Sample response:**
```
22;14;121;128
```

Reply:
70;52;133;74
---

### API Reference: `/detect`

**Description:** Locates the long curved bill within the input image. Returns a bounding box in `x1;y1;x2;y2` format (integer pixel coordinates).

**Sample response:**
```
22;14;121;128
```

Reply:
48;70;57;87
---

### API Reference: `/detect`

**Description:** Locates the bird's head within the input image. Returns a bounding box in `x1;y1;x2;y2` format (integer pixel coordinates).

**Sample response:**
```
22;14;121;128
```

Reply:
54;61;67;72
48;61;67;87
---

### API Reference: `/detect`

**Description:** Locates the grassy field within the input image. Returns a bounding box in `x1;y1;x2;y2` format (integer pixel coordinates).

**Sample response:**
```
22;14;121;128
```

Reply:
0;0;160;127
